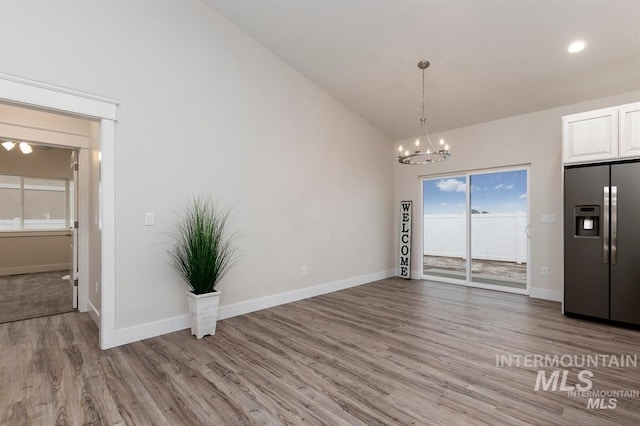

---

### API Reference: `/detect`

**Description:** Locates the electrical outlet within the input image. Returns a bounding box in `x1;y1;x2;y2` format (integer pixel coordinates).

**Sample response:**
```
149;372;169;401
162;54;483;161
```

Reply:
301;266;308;276
145;212;155;226
541;267;548;276
95;281;99;293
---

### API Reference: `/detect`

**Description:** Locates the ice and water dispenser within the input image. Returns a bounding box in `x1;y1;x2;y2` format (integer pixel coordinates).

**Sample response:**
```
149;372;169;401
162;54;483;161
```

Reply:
574;206;600;237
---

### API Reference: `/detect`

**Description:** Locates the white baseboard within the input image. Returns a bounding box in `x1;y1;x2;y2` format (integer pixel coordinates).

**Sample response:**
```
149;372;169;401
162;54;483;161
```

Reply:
87;299;101;327
115;313;190;347
218;269;394;320
529;287;562;302
113;269;394;347
0;263;70;277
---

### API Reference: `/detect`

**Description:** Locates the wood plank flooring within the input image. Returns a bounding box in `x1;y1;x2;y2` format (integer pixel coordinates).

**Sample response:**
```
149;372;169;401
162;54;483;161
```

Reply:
0;270;73;324
2;278;640;425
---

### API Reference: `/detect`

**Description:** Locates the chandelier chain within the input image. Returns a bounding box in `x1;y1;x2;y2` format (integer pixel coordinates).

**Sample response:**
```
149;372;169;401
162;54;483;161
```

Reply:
421;67;425;119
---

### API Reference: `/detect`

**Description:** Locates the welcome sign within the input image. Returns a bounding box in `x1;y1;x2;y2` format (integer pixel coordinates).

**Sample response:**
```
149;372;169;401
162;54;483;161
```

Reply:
399;200;412;279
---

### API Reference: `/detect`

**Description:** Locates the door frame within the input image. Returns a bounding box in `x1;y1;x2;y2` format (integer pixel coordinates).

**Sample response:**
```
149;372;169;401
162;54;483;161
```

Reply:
0;73;118;349
70;149;79;310
420;164;531;295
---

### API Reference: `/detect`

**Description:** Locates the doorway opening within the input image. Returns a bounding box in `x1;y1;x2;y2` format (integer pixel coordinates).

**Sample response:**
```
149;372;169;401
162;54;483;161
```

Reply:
422;166;529;293
0;144;78;322
0;73;117;349
0;99;102;327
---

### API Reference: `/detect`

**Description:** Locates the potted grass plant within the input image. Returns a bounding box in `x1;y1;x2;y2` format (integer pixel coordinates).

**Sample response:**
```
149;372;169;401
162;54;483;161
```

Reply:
169;196;237;339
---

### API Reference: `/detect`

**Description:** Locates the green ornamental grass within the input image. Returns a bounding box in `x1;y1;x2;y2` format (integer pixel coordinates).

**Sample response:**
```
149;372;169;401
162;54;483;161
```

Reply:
170;196;238;295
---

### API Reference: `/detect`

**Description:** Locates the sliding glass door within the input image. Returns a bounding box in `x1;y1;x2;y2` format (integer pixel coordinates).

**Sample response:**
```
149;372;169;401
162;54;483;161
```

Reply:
422;167;529;293
470;169;528;290
422;175;468;282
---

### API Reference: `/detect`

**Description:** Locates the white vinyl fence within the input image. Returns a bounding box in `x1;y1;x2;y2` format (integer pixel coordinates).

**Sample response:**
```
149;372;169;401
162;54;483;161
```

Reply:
424;213;527;263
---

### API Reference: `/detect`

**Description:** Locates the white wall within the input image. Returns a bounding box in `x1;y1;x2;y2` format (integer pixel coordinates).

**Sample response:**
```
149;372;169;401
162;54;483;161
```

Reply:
396;90;640;300
0;1;393;332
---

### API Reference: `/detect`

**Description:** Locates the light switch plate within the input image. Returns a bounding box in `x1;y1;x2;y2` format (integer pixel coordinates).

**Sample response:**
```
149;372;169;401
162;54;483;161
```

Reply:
541;214;556;224
145;212;155;226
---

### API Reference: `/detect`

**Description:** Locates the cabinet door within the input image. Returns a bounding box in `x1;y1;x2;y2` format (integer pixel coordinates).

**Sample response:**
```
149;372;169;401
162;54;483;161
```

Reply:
562;107;618;164
619;102;640;159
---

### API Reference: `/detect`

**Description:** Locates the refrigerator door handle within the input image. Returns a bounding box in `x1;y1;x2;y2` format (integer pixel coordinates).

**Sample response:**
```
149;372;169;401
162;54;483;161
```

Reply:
603;186;609;264
611;186;618;265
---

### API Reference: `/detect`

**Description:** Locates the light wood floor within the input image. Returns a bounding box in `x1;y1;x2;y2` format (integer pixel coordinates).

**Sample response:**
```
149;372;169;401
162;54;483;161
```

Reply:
0;270;73;324
2;278;639;425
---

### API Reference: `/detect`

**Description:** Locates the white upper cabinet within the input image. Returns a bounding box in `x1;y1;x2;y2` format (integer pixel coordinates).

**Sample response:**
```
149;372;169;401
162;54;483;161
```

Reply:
619;102;640;159
562;107;618;164
562;102;640;165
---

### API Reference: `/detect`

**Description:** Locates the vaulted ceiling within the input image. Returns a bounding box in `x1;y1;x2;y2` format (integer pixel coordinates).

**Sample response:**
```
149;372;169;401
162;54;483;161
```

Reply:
207;0;640;140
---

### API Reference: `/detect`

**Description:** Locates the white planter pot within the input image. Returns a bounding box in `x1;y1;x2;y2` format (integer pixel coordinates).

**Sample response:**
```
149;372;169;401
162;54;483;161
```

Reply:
185;290;221;339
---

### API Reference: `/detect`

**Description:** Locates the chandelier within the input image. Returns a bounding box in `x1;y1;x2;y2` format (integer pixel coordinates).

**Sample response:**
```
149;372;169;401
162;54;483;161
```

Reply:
1;140;32;154
397;60;450;165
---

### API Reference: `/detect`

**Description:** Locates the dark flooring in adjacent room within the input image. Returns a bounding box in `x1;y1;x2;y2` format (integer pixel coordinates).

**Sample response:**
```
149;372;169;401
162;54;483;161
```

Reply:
2;278;639;425
0;270;73;324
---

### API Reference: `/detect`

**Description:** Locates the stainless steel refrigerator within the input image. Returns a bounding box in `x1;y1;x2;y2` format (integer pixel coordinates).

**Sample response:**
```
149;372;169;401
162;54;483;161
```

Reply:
564;161;640;325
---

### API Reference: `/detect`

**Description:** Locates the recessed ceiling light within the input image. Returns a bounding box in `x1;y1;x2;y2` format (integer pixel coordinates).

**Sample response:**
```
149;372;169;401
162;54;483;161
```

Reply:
568;40;587;53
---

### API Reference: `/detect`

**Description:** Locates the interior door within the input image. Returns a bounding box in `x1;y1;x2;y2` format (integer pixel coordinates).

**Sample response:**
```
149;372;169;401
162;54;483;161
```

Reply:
610;162;640;325
69;150;78;309
564;165;610;319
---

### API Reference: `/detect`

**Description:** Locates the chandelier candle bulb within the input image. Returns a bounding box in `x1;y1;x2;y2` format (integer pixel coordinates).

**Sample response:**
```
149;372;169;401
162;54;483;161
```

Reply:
397;60;452;165
18;142;32;154
2;140;32;154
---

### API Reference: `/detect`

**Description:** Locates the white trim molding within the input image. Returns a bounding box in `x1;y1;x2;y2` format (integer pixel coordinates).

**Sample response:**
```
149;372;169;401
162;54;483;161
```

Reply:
115;314;191;347
113;270;394;347
0;73;118;120
218;270;394;320
99;120;117;349
88;299;101;327
529;287;562;302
